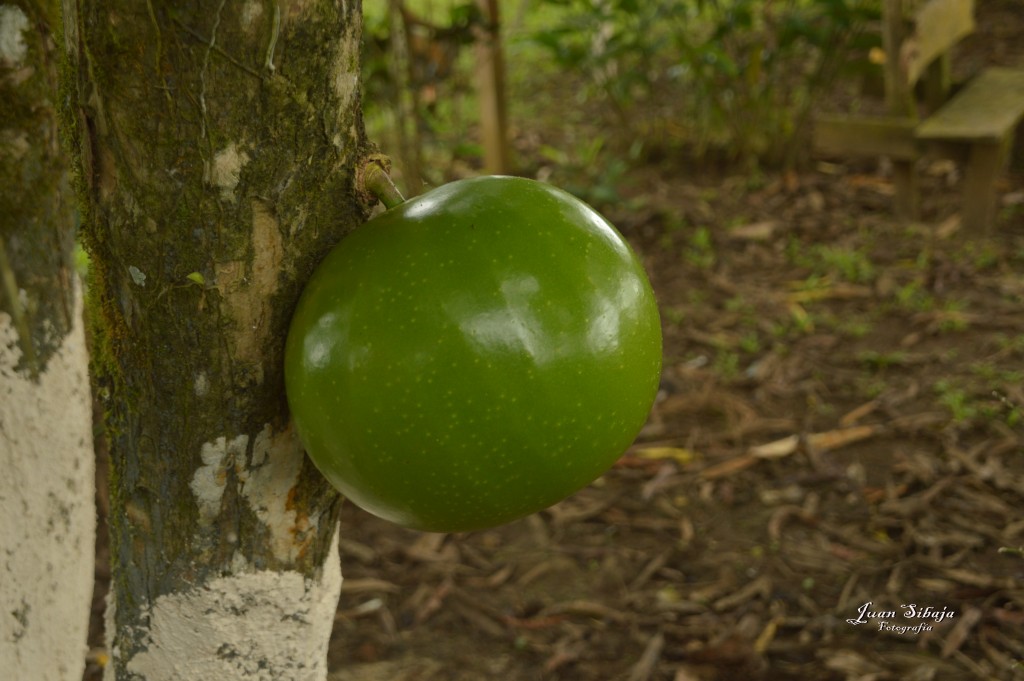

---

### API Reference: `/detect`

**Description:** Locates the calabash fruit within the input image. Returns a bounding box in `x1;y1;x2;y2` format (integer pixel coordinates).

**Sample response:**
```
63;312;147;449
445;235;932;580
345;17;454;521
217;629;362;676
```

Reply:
285;176;661;532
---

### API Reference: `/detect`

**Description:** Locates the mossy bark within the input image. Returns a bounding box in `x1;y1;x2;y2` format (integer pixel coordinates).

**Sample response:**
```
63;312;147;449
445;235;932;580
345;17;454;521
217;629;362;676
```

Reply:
1;1;95;678
1;0;77;372
61;0;370;676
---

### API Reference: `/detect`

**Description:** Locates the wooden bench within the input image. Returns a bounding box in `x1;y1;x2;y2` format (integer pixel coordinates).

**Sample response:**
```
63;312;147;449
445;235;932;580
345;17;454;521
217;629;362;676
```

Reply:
813;0;1024;233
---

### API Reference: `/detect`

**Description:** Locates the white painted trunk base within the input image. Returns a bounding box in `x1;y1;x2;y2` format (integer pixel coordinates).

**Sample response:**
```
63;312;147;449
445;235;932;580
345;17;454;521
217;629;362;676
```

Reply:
0;286;96;680
112;526;342;681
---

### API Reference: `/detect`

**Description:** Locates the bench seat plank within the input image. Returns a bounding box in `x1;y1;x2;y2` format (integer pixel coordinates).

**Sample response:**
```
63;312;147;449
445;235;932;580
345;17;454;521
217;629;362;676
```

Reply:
813;115;918;159
916;67;1024;142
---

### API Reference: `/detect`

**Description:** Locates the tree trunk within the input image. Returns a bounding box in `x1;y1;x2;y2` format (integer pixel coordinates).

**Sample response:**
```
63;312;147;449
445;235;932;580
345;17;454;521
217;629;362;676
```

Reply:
62;1;370;677
474;0;510;174
387;0;423;194
0;1;95;679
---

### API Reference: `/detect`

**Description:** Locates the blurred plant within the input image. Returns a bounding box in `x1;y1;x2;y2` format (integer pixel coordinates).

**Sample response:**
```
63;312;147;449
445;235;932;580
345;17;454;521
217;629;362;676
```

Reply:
684;0;877;167
892;279;935;313
363;3;480;108
362;2;483;187
794;243;876;283
533;0;876;167
537;134;628;205
532;0;686;128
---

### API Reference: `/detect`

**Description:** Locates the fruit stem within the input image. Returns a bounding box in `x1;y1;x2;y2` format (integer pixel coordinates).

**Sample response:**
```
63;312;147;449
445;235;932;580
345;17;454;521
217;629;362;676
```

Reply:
360;157;406;209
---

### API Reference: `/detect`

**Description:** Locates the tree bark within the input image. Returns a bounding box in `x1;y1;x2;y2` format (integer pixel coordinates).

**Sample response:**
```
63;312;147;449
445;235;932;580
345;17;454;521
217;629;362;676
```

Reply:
0;1;95;679
387;0;423;194
62;0;370;678
474;0;510;174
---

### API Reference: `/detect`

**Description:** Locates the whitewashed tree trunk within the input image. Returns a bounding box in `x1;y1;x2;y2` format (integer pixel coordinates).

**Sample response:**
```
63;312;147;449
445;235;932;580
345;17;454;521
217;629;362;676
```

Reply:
0;1;95;679
61;1;370;678
0;286;94;680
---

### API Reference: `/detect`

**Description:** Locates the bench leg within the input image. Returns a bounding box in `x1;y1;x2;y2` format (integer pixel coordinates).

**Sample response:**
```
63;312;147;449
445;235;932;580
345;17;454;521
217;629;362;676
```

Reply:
892;159;919;221
961;139;1008;234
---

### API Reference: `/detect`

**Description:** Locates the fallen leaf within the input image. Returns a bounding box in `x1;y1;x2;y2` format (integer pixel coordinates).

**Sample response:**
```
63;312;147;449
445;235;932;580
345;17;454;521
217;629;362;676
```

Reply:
754;618;779;654
626;632;665;681
806;424;879;452
728;220;777;241
713;575;772;612
839;400;880;427
935;214;961;239
540;599;630;623
941;607;982;658
633;446;700;465
341;578;401;595
750;435;799;459
700;454;758;479
786;283;873;303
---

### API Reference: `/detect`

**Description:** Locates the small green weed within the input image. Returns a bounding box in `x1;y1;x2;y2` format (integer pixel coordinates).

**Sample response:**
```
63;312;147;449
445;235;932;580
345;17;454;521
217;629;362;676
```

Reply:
538;136;627;207
933;379;978;424
788;241;876;284
858;350;908;371
739;331;762;354
893;280;935;313
818;245;876;283
663;306;686;327
713;350;740;379
856;375;888;399
684;226;716;270
996;334;1024;356
936;300;970;333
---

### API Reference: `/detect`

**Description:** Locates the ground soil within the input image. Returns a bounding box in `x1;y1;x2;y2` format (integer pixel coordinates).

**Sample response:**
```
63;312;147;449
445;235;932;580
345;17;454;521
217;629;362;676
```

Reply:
84;3;1024;680
320;172;1024;681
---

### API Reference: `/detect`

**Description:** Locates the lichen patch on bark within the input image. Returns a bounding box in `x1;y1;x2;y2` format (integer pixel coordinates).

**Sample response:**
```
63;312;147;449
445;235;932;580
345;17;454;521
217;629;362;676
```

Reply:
194;371;210;397
0;5;29;65
190;433;249;526
214;199;283;373
282;0;317;23
239;1;264;32
242;423;312;564
191;423;314;564
206;142;250;202
331;41;359;117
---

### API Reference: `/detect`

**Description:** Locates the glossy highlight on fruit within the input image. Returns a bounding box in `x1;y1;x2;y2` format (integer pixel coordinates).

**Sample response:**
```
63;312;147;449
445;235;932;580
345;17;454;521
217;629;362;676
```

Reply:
285;176;661;532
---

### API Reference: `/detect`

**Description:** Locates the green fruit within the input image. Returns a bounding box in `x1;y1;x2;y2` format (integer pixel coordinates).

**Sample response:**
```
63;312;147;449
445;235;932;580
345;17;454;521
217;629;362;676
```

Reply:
285;176;661;532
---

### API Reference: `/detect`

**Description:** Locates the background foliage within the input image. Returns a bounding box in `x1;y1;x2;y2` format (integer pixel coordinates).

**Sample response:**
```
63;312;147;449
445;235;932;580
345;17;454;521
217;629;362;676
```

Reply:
362;0;877;202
